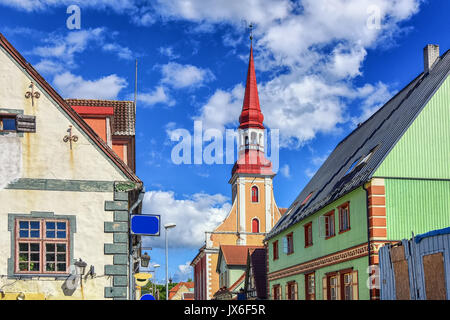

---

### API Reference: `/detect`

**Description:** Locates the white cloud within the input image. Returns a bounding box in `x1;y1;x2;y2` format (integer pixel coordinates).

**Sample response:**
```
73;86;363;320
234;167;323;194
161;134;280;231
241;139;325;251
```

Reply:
141;190;231;249
280;164;290;178
194;84;243;132
190;0;421;148
28;28;135;74
159;46;180;60
53;71;127;99
102;43;134;60
172;261;193;282
0;0;136;12
160;62;215;89
137;86;175;107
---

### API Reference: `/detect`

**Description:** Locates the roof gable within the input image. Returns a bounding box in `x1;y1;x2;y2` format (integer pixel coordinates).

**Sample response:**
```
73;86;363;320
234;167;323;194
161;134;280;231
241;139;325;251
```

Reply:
0;33;140;183
267;48;450;240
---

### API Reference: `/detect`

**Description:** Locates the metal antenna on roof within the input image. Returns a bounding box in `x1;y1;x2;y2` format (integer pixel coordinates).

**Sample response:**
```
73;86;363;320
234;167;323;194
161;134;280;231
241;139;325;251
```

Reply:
134;59;138;117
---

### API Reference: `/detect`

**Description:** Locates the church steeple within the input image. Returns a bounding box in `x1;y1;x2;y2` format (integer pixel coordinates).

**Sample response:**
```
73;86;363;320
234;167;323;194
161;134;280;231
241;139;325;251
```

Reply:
231;41;273;177
238;45;265;130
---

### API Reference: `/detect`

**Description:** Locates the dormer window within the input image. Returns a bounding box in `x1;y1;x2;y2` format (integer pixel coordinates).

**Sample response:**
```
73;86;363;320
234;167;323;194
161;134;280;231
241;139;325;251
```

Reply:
345;158;360;175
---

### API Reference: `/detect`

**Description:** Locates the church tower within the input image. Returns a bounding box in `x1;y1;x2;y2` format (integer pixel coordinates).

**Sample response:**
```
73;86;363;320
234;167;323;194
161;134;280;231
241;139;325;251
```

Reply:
191;42;285;300
230;43;277;245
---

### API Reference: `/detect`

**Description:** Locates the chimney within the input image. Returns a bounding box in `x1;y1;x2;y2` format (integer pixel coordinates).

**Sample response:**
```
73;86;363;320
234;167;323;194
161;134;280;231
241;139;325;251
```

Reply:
423;44;440;73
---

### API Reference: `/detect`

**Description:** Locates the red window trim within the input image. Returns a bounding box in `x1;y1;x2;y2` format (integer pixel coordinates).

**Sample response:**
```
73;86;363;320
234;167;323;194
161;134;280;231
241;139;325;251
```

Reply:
339;268;354;300
326;267;354;300
251;185;259;203
304;222;313;248
324;210;335;240
273;284;281;300
287;281;296;300
273;240;279;260
305;272;315;300
14;218;70;275
286;232;294;255
338;202;351;234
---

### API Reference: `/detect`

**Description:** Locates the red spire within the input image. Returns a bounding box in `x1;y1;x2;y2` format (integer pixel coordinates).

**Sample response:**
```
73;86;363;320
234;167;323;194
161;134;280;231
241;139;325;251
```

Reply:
238;45;264;129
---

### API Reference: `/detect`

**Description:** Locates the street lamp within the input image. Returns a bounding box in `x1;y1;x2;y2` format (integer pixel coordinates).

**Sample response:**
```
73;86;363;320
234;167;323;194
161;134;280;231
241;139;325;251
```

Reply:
164;222;176;300
153;263;160;298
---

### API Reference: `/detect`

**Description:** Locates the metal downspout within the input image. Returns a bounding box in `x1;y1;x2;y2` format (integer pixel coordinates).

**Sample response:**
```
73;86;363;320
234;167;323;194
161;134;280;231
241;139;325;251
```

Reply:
128;187;145;300
362;184;372;300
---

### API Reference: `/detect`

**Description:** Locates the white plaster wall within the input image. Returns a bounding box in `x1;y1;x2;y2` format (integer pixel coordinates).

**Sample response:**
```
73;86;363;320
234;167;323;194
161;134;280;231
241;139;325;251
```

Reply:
0;47;126;182
0;189;115;299
0;134;21;189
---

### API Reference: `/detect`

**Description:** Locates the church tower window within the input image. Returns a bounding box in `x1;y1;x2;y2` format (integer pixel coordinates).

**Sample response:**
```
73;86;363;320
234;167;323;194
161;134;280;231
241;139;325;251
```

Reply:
252;218;260;233
251;186;259;202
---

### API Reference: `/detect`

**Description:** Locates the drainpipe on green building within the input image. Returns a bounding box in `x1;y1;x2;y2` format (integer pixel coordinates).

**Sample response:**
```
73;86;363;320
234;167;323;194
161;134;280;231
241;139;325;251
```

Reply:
363;183;372;300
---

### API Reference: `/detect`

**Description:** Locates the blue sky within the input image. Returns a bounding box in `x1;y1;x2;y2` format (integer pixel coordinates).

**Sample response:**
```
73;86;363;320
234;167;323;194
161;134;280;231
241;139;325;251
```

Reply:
1;0;449;284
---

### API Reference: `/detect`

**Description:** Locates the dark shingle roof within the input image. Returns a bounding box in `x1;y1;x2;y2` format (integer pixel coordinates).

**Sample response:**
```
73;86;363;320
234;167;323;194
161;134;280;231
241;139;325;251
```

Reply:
266;48;450;241
66;99;135;136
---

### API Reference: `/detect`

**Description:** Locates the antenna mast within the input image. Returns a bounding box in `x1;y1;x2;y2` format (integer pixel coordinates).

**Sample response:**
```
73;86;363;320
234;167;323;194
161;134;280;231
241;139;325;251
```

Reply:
134;59;138;116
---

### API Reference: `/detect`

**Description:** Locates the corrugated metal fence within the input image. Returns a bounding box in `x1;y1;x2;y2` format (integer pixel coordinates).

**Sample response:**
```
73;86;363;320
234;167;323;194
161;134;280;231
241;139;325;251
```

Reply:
379;228;450;300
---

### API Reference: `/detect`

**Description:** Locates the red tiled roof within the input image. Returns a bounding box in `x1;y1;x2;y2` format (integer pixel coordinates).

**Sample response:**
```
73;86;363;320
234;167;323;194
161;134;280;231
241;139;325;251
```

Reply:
168;282;194;299
66;98;135;136
279;208;288;215
220;245;264;266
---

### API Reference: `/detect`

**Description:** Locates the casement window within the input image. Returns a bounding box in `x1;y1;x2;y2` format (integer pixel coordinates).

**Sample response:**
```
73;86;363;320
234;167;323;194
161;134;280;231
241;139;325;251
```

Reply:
0;113;36;133
272;240;279;260
273;284;281;300
286;281;298;300
251;186;259;202
305;272;315;300
251;218;259;233
328;274;339;300
304;222;313;247
283;232;294;255
342;272;353;300
15;218;70;274
322;269;358;300
338;202;351;233
324;211;335;239
219;270;229;288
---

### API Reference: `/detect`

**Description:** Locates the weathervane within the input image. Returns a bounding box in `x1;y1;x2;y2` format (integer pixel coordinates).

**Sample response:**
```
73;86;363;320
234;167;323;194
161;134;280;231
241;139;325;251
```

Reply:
25;82;40;106
249;22;254;43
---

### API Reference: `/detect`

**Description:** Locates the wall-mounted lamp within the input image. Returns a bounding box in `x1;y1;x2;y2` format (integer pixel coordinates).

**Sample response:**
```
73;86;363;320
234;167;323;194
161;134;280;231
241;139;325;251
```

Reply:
16;292;25;300
75;258;87;276
140;252;150;268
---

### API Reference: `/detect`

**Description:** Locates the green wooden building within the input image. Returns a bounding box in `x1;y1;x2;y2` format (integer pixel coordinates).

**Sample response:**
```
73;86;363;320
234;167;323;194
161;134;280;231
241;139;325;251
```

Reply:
265;44;450;300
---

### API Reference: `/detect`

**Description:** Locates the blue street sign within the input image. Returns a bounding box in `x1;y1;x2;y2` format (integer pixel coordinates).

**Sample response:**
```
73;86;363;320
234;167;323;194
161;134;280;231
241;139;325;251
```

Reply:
131;215;160;236
140;294;155;300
